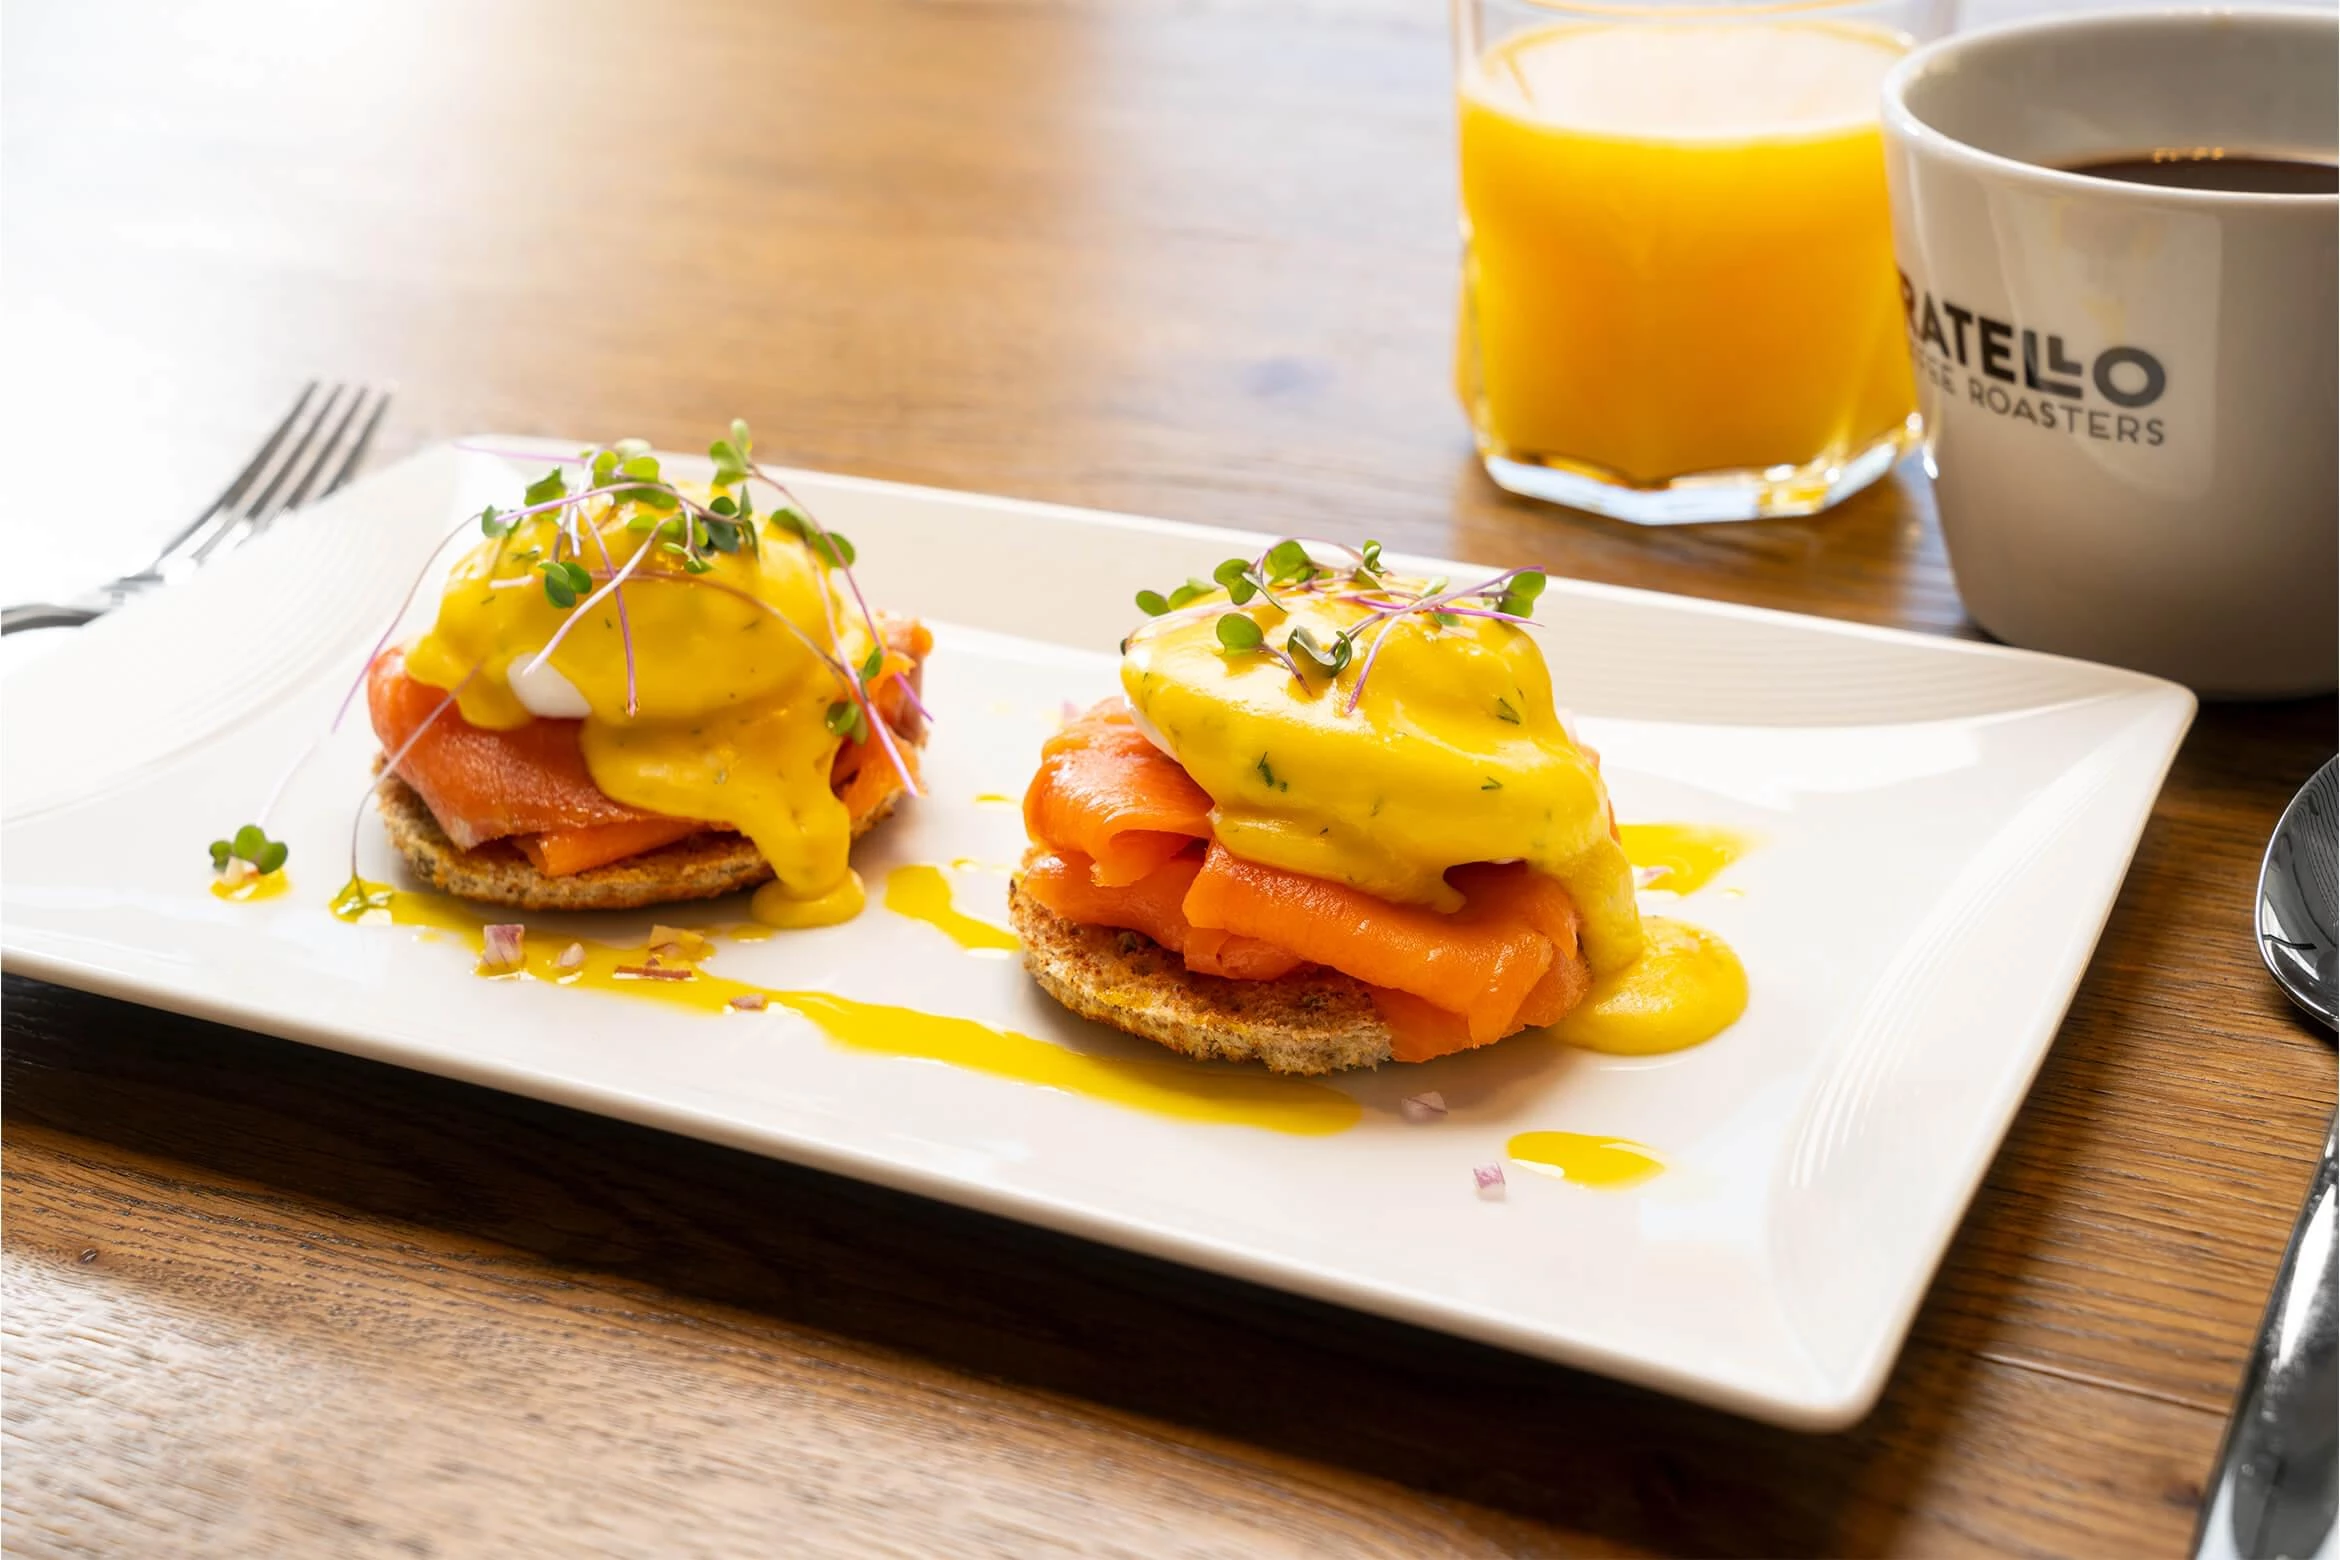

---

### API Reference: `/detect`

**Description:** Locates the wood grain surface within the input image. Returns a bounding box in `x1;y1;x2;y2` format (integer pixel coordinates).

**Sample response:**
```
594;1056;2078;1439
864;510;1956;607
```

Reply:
3;1;2334;1555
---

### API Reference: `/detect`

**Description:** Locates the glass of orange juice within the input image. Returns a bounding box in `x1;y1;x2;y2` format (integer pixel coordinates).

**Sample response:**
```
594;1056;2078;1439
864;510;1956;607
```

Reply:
1454;0;1950;523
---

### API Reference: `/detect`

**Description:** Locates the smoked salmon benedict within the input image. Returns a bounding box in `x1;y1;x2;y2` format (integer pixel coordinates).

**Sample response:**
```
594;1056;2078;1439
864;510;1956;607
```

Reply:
1009;541;1644;1074
364;427;928;929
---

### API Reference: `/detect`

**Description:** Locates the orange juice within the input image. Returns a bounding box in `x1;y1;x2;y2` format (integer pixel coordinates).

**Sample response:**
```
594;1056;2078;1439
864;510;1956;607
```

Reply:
1457;22;1916;502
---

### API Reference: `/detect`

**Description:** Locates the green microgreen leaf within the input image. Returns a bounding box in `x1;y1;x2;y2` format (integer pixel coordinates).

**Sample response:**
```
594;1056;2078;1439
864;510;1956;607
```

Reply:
1166;578;1211;610
1494;569;1547;620
809;531;857;569
709;494;738;518
861;644;886;680
1135;589;1171;617
523;468;569;508
1212;558;1259;606
1287;624;1350;679
730;418;752;455
824;699;868;742
1215;613;1263;652
619;454;661;484
1482;777;1503;790
478;504;513;539
1264;539;1315;584
768;506;808;540
702;517;743;554
591;449;619;486
1359;539;1384;575
1495;696;1521;724
681;554;712;575
539;559;590;609
212;823;290;875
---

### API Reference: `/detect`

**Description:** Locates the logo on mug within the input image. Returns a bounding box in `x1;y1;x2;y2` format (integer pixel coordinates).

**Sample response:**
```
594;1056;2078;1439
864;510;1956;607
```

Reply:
1898;271;2168;447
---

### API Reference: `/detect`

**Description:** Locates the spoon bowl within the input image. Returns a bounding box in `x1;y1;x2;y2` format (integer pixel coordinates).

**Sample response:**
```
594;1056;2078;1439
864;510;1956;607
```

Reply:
2259;756;2338;1030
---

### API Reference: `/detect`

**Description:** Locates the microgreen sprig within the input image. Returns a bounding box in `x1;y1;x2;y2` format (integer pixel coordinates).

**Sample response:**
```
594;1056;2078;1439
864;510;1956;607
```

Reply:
210;823;288;876
241;420;932;880
1129;538;1550;714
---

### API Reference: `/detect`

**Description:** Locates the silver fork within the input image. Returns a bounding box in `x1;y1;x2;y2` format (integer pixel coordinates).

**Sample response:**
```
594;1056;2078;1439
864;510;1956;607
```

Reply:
1;382;392;635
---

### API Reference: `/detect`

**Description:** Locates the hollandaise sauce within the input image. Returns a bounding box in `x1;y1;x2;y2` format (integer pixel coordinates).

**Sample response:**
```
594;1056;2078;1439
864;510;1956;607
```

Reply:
332;878;1357;1135
211;871;291;903
1506;1130;1666;1189
1122;581;1748;1054
1124;591;1642;974
1619;823;1750;895
400;500;875;928
883;865;1020;954
1552;918;1745;1055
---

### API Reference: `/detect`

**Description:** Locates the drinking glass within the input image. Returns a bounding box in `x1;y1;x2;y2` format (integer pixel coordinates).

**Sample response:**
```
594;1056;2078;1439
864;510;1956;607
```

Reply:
1453;0;1952;524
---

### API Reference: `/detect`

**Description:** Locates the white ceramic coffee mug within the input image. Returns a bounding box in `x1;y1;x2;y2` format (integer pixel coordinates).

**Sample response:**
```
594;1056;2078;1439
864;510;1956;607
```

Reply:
1882;8;2336;697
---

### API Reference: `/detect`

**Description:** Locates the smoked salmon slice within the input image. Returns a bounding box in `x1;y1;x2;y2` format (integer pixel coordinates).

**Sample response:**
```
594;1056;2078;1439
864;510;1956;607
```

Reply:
515;817;705;877
1184;845;1582;1051
369;618;927;875
369;644;668;850
1018;699;1593;1061
1024;701;1213;887
1019;850;1304;980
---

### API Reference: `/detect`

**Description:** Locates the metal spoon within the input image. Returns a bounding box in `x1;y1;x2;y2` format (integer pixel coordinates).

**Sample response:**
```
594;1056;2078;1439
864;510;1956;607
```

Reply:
2195;757;2336;1560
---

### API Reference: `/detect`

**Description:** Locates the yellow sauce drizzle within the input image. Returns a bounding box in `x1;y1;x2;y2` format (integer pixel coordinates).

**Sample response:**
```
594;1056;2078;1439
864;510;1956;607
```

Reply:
1618;823;1751;895
1506;1131;1665;1189
1551;916;1746;1055
883;864;1019;953
750;870;866;929
331;878;1355;1135
210;872;290;903
973;792;1017;806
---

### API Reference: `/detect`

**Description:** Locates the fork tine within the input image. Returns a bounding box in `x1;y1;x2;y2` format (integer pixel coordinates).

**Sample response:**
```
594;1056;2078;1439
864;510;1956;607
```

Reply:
235;383;346;528
146;381;318;571
318;388;392;501
276;386;373;513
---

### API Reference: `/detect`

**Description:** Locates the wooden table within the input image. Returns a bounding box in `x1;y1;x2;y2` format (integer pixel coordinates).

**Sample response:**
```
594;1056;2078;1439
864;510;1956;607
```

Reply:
4;2;2332;1553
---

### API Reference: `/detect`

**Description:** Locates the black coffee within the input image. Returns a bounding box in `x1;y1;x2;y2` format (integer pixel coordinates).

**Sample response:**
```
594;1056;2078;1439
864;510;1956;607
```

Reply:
2060;151;2339;195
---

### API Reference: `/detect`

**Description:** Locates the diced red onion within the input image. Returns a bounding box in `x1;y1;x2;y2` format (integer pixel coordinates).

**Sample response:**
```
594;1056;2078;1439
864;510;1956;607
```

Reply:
1472;1163;1507;1200
556;942;585;971
481;923;525;971
1401;1091;1447;1123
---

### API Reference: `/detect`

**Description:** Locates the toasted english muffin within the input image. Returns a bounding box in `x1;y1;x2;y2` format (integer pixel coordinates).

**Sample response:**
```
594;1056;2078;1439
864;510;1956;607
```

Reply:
1007;876;1397;1075
375;775;900;914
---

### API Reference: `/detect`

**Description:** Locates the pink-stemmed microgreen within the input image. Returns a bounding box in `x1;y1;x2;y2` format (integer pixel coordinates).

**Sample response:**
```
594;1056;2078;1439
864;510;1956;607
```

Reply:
480;423;917;796
236;421;926;883
1129;538;1547;713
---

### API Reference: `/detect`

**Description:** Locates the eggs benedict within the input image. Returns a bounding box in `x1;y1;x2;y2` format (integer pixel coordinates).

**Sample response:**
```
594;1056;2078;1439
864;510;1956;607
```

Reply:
364;429;927;928
1009;541;1730;1073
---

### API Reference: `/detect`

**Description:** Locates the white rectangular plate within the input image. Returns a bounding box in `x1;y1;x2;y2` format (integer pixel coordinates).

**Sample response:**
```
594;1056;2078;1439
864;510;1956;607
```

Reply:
0;439;2195;1428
